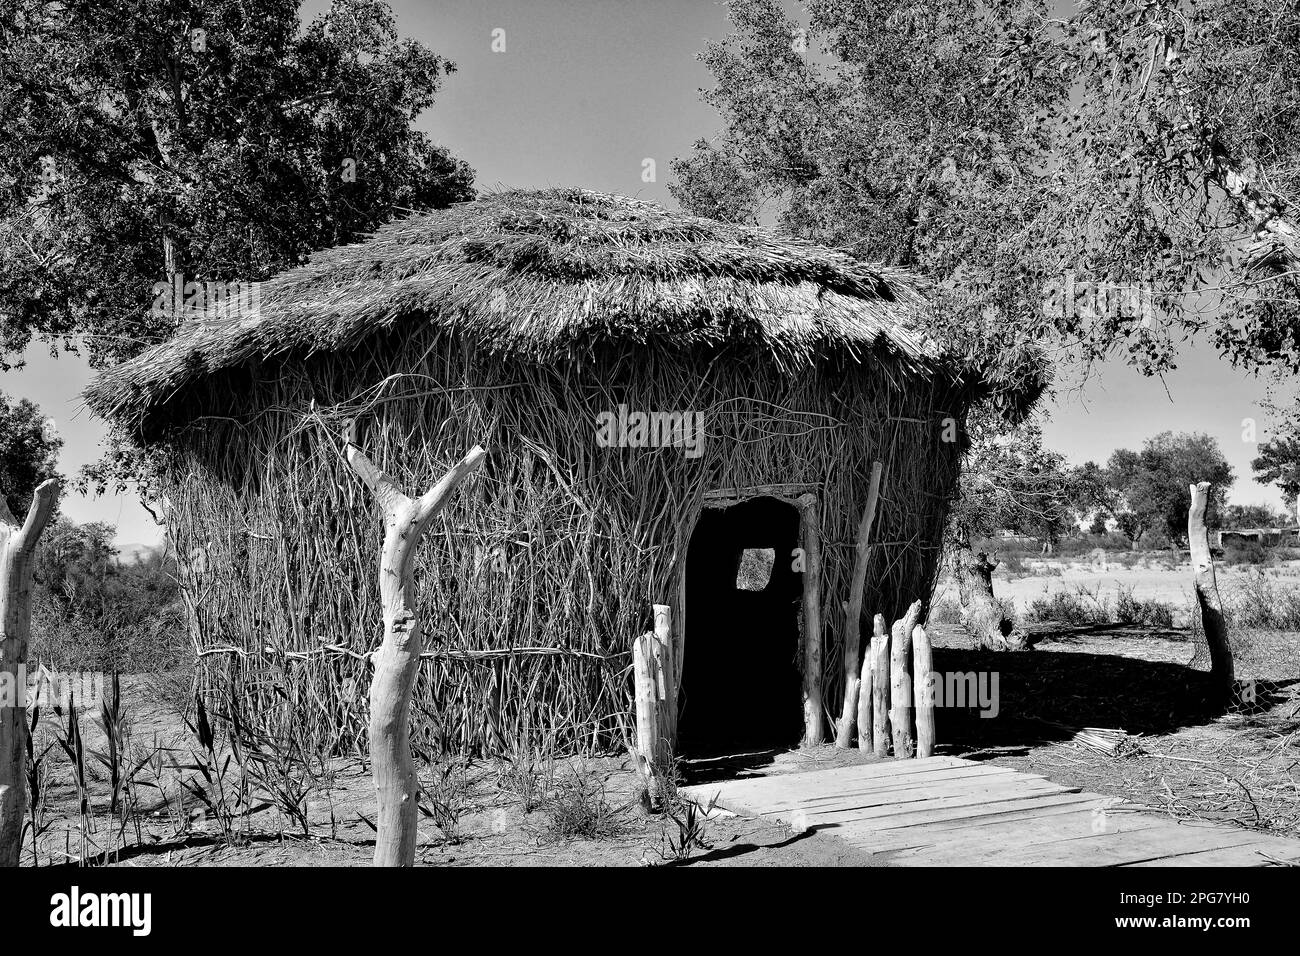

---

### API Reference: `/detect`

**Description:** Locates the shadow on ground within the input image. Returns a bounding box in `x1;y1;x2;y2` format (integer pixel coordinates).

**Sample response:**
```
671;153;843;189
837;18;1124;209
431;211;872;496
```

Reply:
930;643;1299;756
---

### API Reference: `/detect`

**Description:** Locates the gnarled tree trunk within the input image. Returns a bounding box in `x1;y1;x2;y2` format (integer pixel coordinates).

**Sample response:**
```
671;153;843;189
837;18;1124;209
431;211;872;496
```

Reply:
1188;481;1234;704
954;544;1030;651
1;479;59;867
345;426;485;867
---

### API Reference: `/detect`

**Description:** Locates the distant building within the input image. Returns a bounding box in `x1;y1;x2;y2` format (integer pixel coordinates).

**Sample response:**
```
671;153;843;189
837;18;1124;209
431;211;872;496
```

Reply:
1214;527;1300;548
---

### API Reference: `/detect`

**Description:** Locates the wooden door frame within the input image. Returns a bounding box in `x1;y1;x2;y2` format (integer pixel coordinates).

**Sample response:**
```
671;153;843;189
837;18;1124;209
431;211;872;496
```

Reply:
674;484;823;750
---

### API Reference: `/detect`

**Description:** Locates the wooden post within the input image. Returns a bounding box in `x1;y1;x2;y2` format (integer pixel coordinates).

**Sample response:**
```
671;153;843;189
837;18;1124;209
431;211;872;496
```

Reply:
345;424;486;867
912;623;936;759
871;620;891;757
633;604;674;800
797;494;824;746
1188;481;1234;702
0;479;59;868
858;614;886;752
836;462;883;748
890;601;922;758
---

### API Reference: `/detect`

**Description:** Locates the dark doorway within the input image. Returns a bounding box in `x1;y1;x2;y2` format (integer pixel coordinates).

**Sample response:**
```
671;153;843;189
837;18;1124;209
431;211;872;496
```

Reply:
678;496;804;756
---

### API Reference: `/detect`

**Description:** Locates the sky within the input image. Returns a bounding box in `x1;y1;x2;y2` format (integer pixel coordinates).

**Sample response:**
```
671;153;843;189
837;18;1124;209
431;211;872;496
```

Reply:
1;0;1288;546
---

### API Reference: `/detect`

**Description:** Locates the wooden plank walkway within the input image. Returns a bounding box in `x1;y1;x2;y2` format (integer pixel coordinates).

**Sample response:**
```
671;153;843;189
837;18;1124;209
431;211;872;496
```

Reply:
682;756;1300;866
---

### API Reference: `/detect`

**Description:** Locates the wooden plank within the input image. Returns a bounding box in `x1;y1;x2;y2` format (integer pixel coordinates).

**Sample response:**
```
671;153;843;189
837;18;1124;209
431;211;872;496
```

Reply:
756;777;1073;819
1125;843;1300;867
872;812;1168;864
683;757;1299;867
700;770;1060;817
840;792;1104;832
958;822;1271;867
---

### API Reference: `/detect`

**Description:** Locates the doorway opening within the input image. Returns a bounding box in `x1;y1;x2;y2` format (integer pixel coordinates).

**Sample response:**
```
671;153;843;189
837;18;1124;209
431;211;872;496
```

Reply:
677;495;804;757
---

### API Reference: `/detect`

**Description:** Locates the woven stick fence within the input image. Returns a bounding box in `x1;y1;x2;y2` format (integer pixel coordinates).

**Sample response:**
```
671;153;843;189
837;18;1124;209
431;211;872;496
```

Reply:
162;334;969;756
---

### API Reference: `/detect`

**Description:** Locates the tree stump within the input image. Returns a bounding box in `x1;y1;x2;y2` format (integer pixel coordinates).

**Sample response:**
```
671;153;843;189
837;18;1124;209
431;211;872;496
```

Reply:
858;614;886;752
345;426;485;867
871;622;891;757
912;623;936;758
1188;481;1234;703
0;479;59;868
633;604;674;804
955;546;1030;651
890;601;922;758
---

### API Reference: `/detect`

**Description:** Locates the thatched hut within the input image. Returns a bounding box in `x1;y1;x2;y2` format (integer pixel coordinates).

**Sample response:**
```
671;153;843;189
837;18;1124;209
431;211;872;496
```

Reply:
86;188;993;757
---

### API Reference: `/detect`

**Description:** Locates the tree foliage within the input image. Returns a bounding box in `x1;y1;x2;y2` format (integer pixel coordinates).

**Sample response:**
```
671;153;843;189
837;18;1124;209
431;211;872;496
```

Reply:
1251;435;1300;513
670;0;1300;411
0;0;475;369
1106;431;1234;544
32;519;184;672
0;387;61;516
953;415;1079;546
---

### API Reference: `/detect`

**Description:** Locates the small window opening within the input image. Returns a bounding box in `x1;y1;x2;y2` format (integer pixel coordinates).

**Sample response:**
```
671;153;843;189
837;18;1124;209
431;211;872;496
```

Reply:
736;548;775;592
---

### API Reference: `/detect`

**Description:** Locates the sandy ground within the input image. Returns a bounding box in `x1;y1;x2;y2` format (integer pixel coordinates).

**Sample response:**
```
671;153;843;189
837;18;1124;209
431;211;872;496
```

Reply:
22;566;1300;866
935;557;1300;626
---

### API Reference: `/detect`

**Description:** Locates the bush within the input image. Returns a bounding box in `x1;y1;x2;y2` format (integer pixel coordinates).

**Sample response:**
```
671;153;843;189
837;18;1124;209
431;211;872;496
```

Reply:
539;765;632;840
29;520;185;673
1113;585;1175;628
1023;585;1110;625
1221;539;1267;566
1221;570;1300;630
926;599;963;626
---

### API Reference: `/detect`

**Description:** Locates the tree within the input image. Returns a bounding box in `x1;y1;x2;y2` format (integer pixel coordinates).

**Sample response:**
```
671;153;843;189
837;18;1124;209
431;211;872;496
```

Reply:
1056;0;1300;392
1107;432;1234;546
670;0;1060;402
670;2;1300;577
0;0;475;370
1066;460;1114;531
949;415;1076;648
0;477;57;866
0;390;61;518
343;420;485;867
1220;503;1284;530
1252;436;1300;519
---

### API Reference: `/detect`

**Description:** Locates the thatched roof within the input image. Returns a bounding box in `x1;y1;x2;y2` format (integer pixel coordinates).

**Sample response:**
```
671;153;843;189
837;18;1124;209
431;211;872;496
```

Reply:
85;188;958;434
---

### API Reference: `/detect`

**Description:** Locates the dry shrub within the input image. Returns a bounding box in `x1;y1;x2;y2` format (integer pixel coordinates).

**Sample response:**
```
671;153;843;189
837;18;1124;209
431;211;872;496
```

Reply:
538;764;633;840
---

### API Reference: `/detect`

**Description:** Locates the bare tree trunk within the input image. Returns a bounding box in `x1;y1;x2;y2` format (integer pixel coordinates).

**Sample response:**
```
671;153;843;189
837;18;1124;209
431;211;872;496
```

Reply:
836;461;883;748
870;623;890;757
345;427;485;867
911;624;935;758
0;479;59;867
857;613;885;752
890;601;921;757
954;544;1030;651
1188;481;1234;703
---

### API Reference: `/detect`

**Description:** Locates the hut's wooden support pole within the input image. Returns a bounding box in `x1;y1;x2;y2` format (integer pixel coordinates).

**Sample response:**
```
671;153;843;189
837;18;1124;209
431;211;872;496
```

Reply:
633;604;674;801
836;461;884;749
0;479;59;868
890;601;922;758
871;621;891;757
912;624;935;759
1188;482;1234;703
796;494;825;746
345;426;485;867
858;614;886;752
